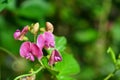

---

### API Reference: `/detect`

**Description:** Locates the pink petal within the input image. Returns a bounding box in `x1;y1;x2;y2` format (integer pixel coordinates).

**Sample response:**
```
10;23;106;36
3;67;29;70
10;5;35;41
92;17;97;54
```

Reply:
13;26;28;40
20;42;31;57
21;26;29;35
26;53;35;61
54;49;62;61
19;26;28;40
13;29;21;40
49;50;55;66
31;43;43;60
49;49;62;66
29;54;35;61
44;32;55;48
37;34;45;49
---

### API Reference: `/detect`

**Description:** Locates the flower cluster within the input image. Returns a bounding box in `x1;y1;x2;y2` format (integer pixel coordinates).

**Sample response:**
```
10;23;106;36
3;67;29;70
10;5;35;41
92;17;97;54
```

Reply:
13;22;62;66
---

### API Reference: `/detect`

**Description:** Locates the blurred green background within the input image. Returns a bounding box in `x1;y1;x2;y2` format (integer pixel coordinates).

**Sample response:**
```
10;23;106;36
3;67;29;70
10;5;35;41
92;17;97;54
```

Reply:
1;0;120;80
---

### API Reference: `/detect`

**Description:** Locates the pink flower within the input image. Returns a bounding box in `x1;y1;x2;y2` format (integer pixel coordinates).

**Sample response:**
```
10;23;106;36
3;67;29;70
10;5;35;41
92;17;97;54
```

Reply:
37;34;45;49
37;32;55;49
49;49;62;66
14;26;28;40
44;32;55;48
20;41;43;61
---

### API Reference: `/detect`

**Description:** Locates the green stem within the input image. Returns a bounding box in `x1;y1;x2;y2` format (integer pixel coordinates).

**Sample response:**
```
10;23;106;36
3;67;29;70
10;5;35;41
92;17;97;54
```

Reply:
39;60;44;67
38;59;59;75
104;73;114;80
107;47;117;64
14;66;44;80
34;34;37;43
104;69;117;80
0;47;17;60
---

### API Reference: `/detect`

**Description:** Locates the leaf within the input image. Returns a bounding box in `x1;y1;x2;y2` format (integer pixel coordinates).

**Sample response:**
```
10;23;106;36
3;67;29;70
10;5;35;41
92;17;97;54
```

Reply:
0;3;7;11
54;53;80;76
0;0;15;12
55;36;67;52
74;29;97;43
6;0;16;10
111;22;120;42
57;76;76;80
0;0;8;3
45;36;66;55
0;29;21;54
41;56;48;68
16;0;54;19
41;56;59;75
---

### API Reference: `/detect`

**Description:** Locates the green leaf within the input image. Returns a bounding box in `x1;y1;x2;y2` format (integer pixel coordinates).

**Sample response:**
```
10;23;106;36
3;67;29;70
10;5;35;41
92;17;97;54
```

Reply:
6;0;16;10
46;36;67;55
55;36;67;52
107;47;116;64
0;0;7;3
1;29;21;54
16;0;54;19
41;56;59;75
111;22;120;42
0;0;15;12
41;56;48;68
0;3;7;11
74;29;97;43
54;53;80;76
57;76;76;80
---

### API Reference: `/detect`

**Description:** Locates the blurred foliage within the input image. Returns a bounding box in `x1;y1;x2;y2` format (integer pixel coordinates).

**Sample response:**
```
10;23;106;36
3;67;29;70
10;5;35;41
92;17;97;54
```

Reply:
1;0;120;80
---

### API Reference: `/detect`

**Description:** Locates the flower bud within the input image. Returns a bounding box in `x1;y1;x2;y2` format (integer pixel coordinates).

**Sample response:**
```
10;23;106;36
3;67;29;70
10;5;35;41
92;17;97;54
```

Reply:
40;28;45;32
23;36;28;41
45;22;54;33
31;22;39;34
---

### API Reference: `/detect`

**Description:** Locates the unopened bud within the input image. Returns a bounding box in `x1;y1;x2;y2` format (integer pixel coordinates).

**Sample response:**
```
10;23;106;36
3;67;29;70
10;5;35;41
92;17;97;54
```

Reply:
34;23;39;33
23;36;28;41
46;22;54;33
31;22;39;34
40;28;45;32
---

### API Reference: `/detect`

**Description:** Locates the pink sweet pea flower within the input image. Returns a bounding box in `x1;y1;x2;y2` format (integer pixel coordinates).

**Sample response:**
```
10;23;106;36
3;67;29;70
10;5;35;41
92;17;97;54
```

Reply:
14;26;28;40
20;41;43;61
37;32;55;49
44;32;55;48
49;49;62;66
37;34;45;49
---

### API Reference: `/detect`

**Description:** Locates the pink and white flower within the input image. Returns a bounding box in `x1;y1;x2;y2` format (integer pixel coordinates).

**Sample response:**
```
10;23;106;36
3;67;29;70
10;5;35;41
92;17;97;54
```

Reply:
14;26;28;40
20;41;43;61
37;32;55;49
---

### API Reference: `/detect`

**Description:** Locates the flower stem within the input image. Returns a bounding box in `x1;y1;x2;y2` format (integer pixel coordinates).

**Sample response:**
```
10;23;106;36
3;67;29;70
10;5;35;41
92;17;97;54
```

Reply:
104;73;114;80
34;34;37;43
14;66;44;80
104;69;117;80
0;47;17;60
39;60;44;67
